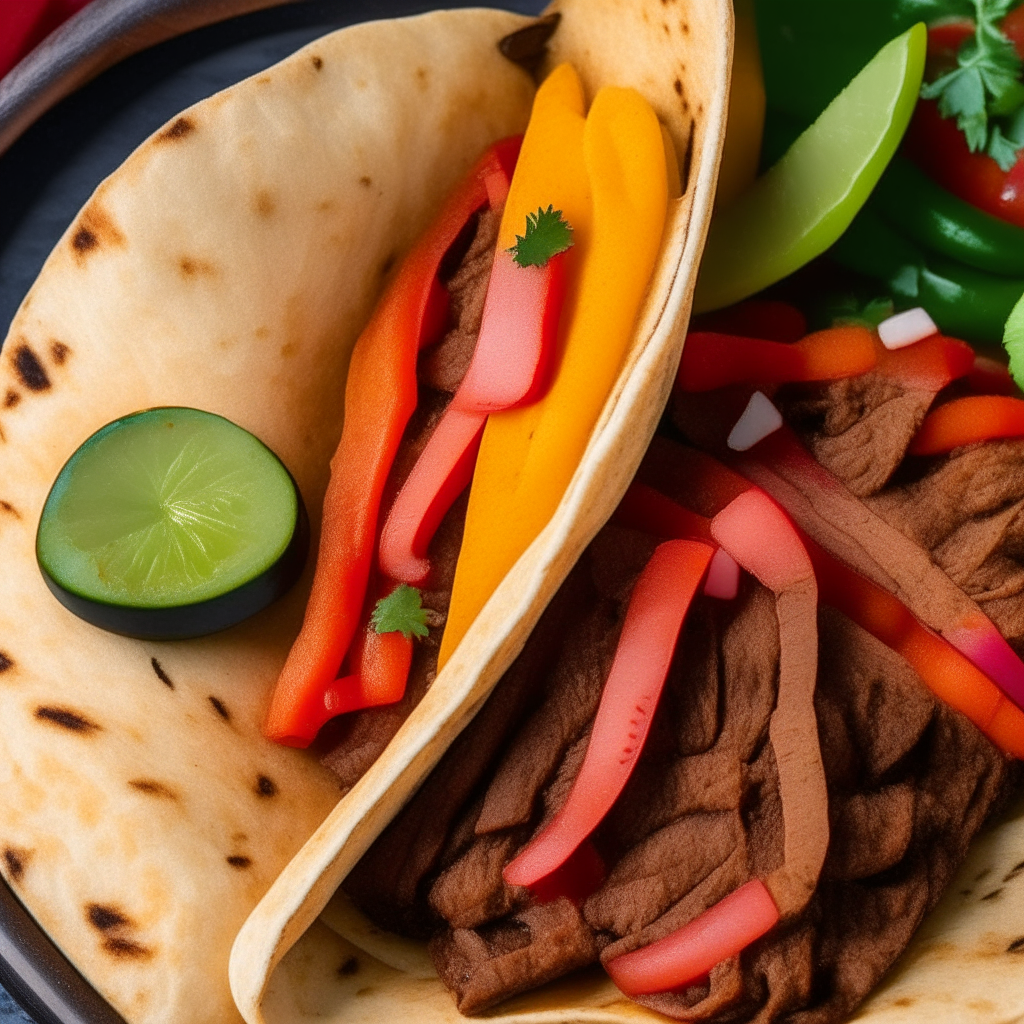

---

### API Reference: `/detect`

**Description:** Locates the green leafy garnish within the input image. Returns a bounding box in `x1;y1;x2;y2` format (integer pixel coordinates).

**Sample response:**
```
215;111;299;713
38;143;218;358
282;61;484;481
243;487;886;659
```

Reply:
508;206;574;267
921;0;1024;170
371;584;430;640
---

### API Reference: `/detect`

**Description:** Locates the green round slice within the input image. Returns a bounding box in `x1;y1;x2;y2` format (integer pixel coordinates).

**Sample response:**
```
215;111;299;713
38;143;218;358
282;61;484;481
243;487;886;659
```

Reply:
694;22;926;313
37;407;307;639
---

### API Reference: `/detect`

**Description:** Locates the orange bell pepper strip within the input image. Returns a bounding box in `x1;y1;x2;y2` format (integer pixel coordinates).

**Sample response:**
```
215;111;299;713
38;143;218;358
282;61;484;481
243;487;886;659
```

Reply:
677;325;876;392
605;879;780;996
263;137;520;747
440;71;669;666
909;395;1024;455
503;539;714;893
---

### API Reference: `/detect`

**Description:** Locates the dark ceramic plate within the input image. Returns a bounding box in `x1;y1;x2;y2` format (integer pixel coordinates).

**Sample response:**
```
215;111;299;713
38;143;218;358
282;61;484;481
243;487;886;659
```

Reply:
0;0;539;1020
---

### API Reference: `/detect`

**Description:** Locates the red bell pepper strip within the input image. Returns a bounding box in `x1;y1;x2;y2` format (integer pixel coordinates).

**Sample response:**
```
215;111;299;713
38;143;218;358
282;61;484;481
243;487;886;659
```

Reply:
503;539;715;892
969;355;1019;396
877;332;974;390
613;482;715;544
677;326;876;393
605;879;780;996
691;300;807;343
378;406;487;585
528;839;606;907
455;247;568;412
378;245;569;585
264;137;521;747
807;533;1024;759
704;547;741;600
909;395;1024;454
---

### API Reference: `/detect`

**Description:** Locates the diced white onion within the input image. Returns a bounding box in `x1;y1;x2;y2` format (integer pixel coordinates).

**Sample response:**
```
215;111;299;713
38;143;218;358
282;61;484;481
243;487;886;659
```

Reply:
877;307;938;350
727;391;783;452
704;547;740;600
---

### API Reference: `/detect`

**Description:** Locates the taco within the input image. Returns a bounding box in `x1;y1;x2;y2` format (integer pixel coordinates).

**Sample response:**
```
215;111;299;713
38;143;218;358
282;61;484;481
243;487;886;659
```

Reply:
0;2;731;1024
242;315;1024;1024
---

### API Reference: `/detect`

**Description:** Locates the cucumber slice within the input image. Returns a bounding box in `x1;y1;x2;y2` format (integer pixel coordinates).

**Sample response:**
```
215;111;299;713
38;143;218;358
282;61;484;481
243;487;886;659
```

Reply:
37;408;308;639
694;23;926;312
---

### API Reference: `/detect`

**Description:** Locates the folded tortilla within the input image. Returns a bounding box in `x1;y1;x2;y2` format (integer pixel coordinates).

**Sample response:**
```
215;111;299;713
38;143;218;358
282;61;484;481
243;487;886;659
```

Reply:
228;0;733;1021
0;10;537;1023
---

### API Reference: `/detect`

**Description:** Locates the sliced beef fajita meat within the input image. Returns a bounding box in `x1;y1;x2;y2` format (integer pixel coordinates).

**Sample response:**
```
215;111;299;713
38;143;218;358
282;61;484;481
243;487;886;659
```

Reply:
315;208;500;790
344;479;1016;1021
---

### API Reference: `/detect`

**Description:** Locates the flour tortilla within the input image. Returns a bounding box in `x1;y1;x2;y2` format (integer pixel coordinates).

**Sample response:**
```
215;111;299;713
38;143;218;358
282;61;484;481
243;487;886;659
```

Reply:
0;11;535;1024
229;0;735;1021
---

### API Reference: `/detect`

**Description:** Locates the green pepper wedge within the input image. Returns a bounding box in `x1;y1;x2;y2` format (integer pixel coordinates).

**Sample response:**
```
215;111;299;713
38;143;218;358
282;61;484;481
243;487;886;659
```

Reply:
873;157;1024;277
831;204;1024;345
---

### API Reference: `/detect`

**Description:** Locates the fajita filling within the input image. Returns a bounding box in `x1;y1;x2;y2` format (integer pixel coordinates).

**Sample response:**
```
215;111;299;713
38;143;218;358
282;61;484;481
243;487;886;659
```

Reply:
341;311;1024;1023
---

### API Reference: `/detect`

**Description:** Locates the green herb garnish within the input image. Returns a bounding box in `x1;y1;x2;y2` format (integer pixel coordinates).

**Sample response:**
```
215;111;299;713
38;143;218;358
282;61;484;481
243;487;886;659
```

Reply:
371;584;430;640
921;0;1024;170
508;206;574;267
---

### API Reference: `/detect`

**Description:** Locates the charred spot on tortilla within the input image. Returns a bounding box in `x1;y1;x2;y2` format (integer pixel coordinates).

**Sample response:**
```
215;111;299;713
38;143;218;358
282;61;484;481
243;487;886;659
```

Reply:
103;937;153;961
1006;860;1024;882
338;956;360;976
87;904;132;932
72;228;97;254
3;847;29;882
50;341;70;365
69;204;126;263
254;190;276;218
179;255;217;278
208;695;231;721
359;176;372;188
379;251;397;280
12;345;50;392
674;78;683;96
34;706;101;734
0;500;19;519
0;652;13;673
160;117;195;142
981;887;1004;901
151;657;174;690
255;774;278;797
311;55;323;71
227;855;252;869
680;122;695;195
498;13;560;74
128;779;178;800
1010;937;1024;953
4;390;18;408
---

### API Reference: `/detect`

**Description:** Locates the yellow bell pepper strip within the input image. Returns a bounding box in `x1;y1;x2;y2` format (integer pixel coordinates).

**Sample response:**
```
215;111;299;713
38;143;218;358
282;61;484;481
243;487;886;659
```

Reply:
264;138;520;747
440;75;669;666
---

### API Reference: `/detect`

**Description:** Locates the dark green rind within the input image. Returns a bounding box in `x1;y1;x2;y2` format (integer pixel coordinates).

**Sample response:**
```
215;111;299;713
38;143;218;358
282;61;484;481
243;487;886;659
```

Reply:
38;493;309;641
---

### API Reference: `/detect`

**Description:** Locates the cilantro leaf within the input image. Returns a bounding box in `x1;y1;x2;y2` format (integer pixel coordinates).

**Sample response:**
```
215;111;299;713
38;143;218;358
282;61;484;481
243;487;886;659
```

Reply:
508;206;574;268
371;585;430;640
920;0;1024;171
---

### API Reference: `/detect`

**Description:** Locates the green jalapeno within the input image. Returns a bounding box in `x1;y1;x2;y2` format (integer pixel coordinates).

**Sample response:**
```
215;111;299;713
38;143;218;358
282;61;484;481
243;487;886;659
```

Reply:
831;204;1024;345
872;157;1024;276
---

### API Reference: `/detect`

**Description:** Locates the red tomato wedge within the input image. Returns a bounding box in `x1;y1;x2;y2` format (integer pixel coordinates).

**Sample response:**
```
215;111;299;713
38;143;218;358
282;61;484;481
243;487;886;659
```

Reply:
605;879;780;996
378;406;487;585
455;248;567;412
909;395;1024;454
677;326;876;393
503;539;714;891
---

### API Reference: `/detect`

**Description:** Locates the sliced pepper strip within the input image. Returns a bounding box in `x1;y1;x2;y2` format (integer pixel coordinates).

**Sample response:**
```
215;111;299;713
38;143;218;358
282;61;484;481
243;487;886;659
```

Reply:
711;490;827;919
677;325;876;392
502;539;714;891
441;76;668;666
613;482;714;544
264;137;520;746
908;395;1024;455
691;299;807;343
605;880;780;997
378;406;487;586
